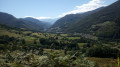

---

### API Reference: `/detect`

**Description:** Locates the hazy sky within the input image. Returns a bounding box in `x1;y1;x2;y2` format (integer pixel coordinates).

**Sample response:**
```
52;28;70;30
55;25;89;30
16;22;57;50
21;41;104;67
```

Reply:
0;0;117;19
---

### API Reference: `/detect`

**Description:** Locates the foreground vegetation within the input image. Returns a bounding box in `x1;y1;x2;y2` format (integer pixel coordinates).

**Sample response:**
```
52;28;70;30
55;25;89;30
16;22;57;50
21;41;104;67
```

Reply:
0;25;120;67
0;49;98;67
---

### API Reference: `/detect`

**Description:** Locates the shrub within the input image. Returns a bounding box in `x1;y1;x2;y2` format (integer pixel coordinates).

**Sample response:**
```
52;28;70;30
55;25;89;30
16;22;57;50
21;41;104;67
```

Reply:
86;46;119;58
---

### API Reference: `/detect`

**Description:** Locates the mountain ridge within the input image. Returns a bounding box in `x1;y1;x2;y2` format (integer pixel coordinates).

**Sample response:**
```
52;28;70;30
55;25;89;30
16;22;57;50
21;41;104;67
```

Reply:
49;7;104;32
0;12;51;31
65;0;120;38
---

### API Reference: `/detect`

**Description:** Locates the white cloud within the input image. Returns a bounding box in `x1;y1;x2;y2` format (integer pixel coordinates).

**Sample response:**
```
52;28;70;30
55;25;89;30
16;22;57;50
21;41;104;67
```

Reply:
25;16;51;19
58;0;106;17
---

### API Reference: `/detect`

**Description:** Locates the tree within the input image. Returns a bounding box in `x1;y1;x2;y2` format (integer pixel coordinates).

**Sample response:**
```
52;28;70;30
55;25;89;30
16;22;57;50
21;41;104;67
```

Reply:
39;38;48;45
86;46;119;58
34;40;37;44
22;39;26;44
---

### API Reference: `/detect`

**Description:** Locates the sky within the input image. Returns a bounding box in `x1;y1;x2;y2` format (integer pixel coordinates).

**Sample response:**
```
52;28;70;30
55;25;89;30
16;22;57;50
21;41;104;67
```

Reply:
0;0;118;19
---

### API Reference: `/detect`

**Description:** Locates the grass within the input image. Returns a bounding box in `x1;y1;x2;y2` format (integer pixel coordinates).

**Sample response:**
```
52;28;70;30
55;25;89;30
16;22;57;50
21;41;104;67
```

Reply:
23;36;37;44
78;43;87;47
60;34;68;36
87;57;118;67
68;37;80;40
22;31;32;34
0;28;21;37
44;49;64;55
103;44;111;47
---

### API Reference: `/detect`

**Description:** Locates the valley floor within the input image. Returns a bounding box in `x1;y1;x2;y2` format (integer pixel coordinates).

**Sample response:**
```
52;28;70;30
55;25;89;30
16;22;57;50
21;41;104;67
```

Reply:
0;26;120;67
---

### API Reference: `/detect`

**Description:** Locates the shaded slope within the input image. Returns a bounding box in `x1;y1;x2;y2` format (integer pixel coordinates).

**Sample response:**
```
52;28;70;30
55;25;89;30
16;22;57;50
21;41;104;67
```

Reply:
67;0;120;33
50;7;104;32
65;0;120;38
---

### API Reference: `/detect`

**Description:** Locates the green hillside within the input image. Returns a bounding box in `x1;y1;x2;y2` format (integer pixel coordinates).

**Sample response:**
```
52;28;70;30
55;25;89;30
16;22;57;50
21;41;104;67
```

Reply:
50;7;104;32
65;0;120;38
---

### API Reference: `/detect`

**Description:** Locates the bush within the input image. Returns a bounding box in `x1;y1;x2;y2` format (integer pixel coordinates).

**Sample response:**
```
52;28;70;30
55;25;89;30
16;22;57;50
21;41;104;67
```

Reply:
86;46;119;58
